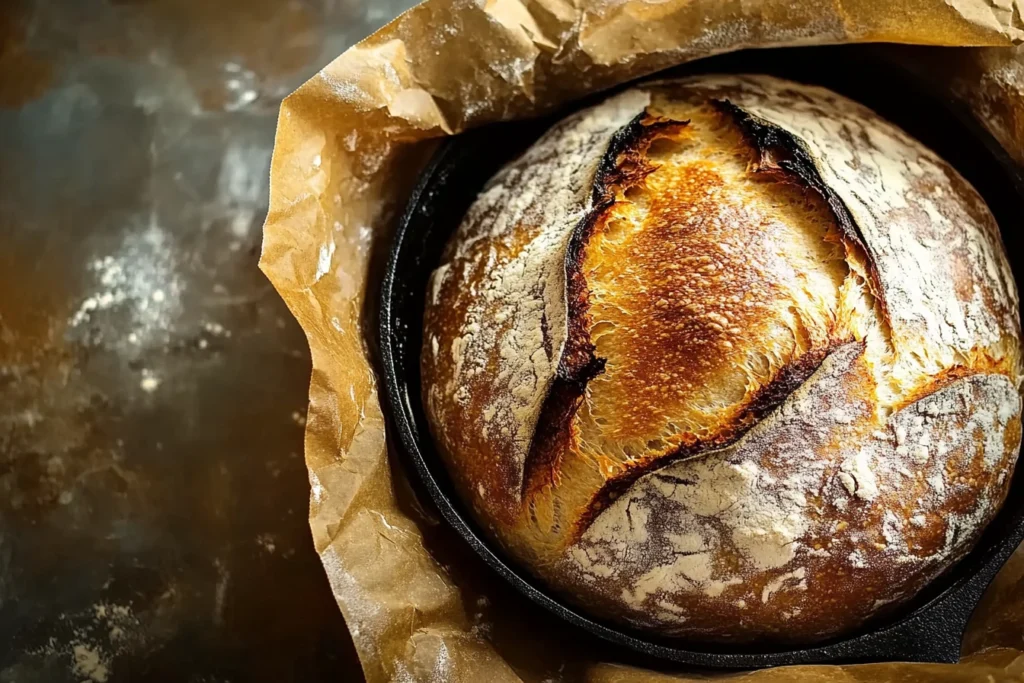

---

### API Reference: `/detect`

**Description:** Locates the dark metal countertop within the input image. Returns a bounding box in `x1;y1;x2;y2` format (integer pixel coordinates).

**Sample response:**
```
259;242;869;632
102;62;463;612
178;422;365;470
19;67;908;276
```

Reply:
0;1;414;680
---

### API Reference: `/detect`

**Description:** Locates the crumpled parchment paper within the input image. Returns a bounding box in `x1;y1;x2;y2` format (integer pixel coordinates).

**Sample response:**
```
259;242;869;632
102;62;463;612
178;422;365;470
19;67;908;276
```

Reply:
259;1;1024;681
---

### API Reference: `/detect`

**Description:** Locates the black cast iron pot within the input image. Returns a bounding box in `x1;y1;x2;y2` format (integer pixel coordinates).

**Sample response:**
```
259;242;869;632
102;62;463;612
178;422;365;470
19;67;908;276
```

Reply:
378;45;1024;668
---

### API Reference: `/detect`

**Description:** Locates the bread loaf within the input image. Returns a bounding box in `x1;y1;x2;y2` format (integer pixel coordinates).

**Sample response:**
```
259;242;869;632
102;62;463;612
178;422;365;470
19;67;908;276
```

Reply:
421;75;1023;642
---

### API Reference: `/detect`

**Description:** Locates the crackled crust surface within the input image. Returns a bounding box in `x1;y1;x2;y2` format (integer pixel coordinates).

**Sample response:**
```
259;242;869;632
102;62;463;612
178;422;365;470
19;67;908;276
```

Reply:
422;75;1023;641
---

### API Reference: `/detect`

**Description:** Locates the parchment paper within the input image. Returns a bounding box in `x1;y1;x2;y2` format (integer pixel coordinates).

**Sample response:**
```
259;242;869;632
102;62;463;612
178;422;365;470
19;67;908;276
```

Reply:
259;2;1024;681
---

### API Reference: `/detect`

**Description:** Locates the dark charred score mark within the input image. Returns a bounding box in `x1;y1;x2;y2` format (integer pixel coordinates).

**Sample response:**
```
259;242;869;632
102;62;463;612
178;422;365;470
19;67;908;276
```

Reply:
710;99;891;324
573;342;849;541
563;114;690;382
710;99;861;242
520;379;586;497
591;112;691;204
539;310;553;361
520;111;689;499
745;345;834;418
654;473;697;487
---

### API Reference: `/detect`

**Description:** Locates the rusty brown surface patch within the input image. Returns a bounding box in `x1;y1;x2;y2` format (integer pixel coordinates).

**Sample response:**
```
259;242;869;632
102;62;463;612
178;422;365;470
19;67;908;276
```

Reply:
0;0;53;108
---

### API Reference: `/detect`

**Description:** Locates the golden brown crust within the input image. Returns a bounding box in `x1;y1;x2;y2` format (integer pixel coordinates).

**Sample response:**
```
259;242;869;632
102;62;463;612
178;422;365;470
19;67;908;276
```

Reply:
422;75;1023;641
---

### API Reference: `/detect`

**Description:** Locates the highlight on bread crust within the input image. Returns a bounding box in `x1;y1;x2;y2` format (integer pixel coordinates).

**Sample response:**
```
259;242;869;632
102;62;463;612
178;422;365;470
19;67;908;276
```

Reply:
421;75;1023;642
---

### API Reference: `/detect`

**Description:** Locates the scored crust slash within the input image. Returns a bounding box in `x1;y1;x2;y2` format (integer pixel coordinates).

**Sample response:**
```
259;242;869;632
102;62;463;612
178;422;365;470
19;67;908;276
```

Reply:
421;74;1023;642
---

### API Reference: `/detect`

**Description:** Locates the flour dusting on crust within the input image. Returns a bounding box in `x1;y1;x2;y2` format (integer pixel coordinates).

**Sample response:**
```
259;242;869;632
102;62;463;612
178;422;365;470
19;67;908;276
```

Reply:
422;74;1023;641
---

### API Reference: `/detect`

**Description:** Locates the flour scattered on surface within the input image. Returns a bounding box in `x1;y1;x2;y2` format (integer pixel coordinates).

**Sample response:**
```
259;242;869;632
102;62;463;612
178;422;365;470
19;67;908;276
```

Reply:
68;256;129;327
221;65;261;112
213;559;230;627
139;369;161;393
204;321;232;338
30;601;139;682
72;644;110;682
256;534;277;554
67;216;184;346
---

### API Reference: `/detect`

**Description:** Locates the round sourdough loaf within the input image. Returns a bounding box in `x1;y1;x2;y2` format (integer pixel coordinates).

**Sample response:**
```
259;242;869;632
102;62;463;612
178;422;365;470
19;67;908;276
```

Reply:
420;75;1023;642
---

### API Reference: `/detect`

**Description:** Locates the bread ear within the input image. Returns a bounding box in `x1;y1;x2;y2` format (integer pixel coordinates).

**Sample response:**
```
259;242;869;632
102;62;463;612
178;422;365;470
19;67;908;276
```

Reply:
421;87;652;526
